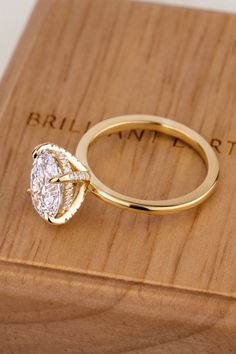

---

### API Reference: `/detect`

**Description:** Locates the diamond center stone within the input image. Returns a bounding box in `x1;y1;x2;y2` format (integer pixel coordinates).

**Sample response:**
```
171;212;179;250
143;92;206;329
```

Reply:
30;150;63;219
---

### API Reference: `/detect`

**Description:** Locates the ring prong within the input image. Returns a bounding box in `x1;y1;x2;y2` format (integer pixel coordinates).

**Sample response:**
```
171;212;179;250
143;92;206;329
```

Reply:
49;176;64;184
32;143;51;160
49;174;72;184
50;171;90;184
27;188;31;194
32;151;38;160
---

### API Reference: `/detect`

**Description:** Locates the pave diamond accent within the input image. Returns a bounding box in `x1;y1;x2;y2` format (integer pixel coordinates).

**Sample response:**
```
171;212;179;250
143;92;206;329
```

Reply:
68;171;90;181
30;150;63;219
57;152;74;211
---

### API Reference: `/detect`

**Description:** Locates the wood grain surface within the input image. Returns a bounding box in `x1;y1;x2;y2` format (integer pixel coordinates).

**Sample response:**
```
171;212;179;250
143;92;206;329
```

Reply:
0;0;236;352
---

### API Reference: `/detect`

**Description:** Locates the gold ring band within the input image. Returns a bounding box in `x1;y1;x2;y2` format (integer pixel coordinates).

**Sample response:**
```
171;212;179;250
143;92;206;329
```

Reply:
76;115;220;214
29;115;219;224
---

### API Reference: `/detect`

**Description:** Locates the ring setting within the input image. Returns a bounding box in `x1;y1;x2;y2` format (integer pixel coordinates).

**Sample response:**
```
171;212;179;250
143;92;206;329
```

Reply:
29;115;220;225
30;143;90;224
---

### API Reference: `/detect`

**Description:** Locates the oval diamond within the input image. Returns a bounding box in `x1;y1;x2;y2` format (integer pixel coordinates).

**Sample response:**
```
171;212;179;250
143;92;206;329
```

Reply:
30;150;63;219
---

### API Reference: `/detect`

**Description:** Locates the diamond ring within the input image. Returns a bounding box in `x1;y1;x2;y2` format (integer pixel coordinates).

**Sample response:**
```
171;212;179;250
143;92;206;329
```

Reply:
29;115;220;225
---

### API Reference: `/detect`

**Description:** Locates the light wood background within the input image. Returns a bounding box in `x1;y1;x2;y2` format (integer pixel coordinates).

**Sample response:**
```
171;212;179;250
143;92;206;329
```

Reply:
0;0;235;352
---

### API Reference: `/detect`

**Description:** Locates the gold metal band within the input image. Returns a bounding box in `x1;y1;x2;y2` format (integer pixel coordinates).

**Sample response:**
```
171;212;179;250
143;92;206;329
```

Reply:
76;115;219;214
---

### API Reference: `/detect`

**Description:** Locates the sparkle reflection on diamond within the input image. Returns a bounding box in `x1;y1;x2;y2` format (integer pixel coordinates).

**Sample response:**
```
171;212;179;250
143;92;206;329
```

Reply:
30;150;63;219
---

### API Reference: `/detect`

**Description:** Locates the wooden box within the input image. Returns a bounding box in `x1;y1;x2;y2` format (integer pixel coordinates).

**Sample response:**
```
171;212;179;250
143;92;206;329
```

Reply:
0;0;236;352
